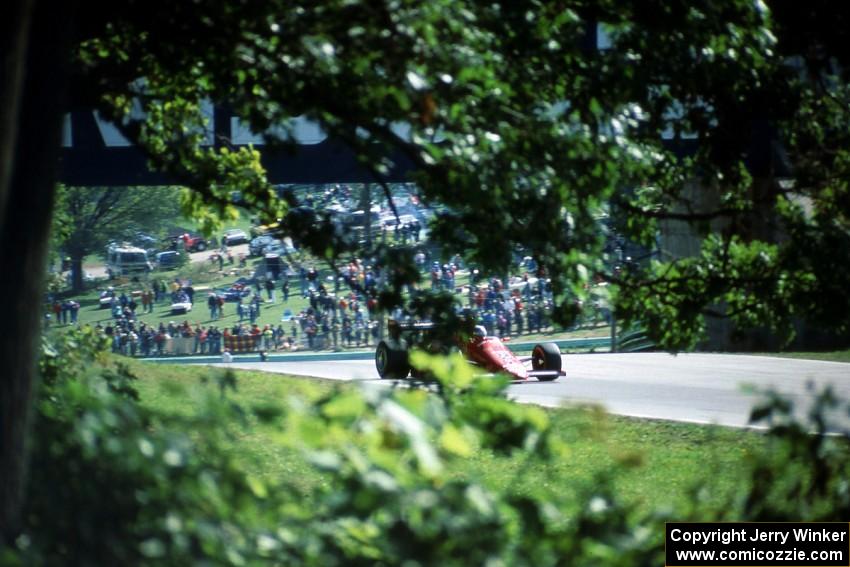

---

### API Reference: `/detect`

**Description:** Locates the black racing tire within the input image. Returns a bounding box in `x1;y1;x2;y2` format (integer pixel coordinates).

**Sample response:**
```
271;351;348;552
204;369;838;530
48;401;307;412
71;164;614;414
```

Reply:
531;342;562;380
375;339;410;379
196;241;207;252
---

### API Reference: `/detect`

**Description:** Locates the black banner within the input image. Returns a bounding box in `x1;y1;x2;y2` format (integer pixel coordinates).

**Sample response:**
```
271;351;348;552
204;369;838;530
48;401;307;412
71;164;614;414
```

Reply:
666;522;849;566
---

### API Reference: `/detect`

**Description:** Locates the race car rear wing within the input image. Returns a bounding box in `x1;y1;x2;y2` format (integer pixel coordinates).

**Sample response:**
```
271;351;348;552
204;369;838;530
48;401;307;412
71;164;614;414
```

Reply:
388;320;437;331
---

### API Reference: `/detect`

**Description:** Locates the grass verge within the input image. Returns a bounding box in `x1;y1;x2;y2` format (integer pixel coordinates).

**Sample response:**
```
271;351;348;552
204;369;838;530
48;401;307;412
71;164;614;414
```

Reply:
128;358;766;512
757;350;850;364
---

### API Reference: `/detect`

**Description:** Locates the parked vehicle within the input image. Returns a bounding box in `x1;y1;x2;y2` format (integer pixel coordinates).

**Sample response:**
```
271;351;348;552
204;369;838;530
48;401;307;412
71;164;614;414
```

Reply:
249;235;280;257
222;228;249;246
155;250;182;270
249;218;284;238
216;280;252;302
105;244;152;278
165;231;209;252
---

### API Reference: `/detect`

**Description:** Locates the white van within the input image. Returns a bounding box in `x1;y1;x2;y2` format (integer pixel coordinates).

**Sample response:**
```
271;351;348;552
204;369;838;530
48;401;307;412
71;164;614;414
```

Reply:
106;244;152;278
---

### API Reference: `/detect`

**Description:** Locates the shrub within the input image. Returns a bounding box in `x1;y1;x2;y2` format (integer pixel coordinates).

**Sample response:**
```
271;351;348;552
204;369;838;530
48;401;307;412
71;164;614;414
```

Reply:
4;331;849;566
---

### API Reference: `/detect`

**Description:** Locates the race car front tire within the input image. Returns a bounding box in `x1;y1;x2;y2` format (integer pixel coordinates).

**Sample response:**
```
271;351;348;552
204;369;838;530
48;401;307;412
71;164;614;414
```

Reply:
531;342;562;380
375;339;410;379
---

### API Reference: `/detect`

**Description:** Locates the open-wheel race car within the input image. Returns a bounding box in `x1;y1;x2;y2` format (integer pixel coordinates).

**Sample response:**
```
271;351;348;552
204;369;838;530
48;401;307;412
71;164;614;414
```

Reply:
375;320;565;381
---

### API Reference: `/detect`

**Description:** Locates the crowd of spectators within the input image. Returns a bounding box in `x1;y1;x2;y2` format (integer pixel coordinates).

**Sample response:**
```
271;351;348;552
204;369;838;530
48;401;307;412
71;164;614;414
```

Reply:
48;184;614;358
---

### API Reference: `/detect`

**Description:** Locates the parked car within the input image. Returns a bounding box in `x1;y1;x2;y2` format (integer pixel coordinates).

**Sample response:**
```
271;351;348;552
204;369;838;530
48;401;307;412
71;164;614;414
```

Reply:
249;235;280;257
249;218;284;238
216;280;252;302
222;228;249;246
132;232;159;253
166;232;208;252
264;237;297;256
155;250;182;270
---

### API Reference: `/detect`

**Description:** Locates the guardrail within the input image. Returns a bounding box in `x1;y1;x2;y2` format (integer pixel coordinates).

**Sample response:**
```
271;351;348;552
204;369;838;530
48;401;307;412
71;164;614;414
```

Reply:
144;335;616;365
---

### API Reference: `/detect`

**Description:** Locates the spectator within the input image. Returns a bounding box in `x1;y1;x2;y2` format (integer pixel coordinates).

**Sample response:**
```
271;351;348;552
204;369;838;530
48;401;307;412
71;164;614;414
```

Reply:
69;300;80;324
199;326;208;354
265;278;275;302
331;318;340;349
208;293;218;320
263;325;273;350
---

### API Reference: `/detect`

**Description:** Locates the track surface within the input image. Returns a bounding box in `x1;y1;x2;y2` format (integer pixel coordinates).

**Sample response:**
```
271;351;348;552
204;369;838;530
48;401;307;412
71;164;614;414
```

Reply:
212;353;850;428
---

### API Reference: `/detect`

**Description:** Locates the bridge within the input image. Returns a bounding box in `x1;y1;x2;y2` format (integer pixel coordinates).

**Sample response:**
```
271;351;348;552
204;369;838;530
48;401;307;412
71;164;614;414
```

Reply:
58;107;415;186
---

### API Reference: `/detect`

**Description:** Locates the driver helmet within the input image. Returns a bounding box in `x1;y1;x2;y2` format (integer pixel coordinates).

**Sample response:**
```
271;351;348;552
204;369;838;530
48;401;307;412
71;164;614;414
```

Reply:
473;325;487;338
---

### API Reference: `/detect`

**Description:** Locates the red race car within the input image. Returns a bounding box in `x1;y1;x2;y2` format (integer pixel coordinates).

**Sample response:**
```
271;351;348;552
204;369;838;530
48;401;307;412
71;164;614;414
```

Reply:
375;320;564;381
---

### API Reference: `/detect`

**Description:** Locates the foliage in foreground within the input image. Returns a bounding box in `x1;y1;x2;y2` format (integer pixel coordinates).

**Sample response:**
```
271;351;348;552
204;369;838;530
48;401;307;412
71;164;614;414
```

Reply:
3;329;850;565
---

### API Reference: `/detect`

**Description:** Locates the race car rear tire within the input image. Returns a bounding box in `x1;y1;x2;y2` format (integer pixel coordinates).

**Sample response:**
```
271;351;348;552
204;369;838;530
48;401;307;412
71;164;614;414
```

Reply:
376;339;410;379
532;342;562;380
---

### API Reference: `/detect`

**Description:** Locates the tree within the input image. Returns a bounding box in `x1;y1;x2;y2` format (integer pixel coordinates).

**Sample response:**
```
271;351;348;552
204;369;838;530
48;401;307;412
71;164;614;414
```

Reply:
52;185;182;292
3;0;850;541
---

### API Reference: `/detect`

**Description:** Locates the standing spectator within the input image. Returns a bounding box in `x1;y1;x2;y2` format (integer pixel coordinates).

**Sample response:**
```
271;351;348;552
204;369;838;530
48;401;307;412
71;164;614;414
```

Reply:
306;322;316;349
274;324;285;350
217;294;225;318
154;329;166;355
69;300;80;324
193;324;202;353
263;325;273;350
342;319;352;346
199;326;208;354
208;293;218;320
129;330;138;356
281;278;289;302
265;278;275;302
208;326;221;354
320;317;330;348
299;266;308;297
331;318;340;349
354;320;364;346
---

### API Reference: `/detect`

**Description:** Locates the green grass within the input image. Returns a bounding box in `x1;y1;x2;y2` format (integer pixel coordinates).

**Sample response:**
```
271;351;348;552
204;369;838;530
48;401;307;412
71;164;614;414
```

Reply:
61;258;315;331
129;358;766;511
759;350;850;364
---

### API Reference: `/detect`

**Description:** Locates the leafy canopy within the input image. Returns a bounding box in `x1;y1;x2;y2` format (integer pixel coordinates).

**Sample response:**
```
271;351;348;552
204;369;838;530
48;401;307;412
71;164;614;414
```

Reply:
70;1;850;348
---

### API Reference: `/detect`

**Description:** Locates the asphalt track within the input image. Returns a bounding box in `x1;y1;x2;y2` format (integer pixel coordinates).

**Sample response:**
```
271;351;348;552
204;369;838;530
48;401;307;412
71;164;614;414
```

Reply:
211;353;850;428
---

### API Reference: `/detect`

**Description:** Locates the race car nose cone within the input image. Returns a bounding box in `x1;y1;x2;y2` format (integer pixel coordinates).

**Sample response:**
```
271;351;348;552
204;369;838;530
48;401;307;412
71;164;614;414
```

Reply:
507;361;528;380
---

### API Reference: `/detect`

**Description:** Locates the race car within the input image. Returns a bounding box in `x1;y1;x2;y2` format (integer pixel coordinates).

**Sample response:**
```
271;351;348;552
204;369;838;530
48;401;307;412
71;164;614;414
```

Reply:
375;320;564;381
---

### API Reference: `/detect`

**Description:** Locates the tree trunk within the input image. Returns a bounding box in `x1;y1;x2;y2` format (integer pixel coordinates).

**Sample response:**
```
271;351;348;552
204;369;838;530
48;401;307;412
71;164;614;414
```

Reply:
0;0;76;542
0;0;35;227
70;254;85;294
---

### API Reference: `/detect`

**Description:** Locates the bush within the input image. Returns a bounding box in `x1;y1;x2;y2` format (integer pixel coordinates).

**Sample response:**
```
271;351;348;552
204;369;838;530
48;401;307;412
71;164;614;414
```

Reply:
3;332;849;565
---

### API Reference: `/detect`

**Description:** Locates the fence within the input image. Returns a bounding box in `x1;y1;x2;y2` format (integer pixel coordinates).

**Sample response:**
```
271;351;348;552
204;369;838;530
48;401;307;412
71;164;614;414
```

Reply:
224;334;262;353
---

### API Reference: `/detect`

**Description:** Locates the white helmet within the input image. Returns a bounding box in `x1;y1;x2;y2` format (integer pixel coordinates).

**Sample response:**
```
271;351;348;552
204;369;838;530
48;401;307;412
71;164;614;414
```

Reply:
473;325;487;338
